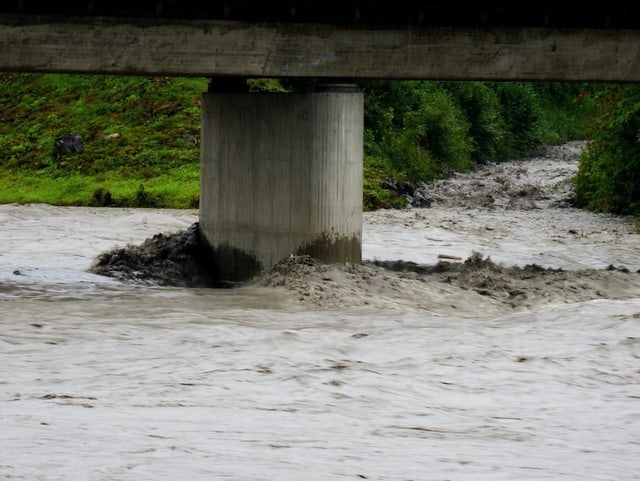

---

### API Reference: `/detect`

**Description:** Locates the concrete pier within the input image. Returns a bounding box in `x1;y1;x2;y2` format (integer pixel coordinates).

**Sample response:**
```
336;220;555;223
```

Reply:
199;83;363;281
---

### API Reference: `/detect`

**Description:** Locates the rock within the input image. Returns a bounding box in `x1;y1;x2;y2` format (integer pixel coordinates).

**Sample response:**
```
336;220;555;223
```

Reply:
410;188;432;208
54;133;83;158
382;179;432;208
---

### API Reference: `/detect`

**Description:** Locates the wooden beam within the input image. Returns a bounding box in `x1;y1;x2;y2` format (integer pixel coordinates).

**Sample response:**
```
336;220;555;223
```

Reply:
1;14;640;81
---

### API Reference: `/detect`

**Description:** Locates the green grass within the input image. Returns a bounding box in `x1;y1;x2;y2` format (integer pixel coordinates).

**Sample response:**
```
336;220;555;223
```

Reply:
0;164;200;208
0;73;206;208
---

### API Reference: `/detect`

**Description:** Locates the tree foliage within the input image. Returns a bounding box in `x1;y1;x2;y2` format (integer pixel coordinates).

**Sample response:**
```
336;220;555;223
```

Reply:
574;85;640;215
359;79;598;209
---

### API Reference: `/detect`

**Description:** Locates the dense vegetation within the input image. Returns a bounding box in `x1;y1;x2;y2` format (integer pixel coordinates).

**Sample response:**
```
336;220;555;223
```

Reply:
573;84;640;215
0;73;600;210
360;80;597;208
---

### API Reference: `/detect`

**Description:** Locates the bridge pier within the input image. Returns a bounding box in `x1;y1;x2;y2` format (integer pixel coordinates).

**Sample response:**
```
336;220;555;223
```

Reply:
199;81;363;281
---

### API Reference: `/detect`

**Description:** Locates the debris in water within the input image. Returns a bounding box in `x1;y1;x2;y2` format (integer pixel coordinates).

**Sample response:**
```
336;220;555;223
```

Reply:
89;222;237;288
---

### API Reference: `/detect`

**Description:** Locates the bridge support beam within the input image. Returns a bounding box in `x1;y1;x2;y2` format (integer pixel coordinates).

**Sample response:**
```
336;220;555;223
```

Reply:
199;82;363;281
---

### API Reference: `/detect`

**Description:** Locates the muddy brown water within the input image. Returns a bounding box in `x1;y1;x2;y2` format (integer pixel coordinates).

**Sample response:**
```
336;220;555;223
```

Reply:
1;141;639;480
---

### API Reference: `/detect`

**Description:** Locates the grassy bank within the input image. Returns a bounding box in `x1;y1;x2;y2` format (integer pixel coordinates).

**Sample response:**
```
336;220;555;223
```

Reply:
0;74;599;210
0;163;200;207
0;74;205;207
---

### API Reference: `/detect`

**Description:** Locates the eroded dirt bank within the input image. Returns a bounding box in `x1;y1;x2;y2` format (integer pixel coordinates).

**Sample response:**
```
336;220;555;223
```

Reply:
256;253;640;315
89;141;640;316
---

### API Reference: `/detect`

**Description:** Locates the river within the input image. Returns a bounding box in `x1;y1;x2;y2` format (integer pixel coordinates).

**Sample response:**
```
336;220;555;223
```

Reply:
1;142;639;480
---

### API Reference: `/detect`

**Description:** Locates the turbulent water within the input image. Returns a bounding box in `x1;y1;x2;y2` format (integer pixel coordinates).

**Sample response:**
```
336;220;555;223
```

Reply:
1;142;639;480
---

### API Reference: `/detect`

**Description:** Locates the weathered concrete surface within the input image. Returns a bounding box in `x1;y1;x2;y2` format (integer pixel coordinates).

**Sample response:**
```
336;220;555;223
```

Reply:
2;14;640;81
199;89;363;281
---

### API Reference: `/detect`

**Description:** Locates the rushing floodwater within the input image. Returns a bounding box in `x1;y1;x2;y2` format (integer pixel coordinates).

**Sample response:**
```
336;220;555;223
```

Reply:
1;144;640;480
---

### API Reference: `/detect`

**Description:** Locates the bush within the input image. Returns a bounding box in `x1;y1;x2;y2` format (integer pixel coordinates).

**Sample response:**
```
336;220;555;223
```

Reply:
362;155;408;211
441;81;505;162
574;85;640;214
491;82;543;158
390;87;472;180
360;80;472;182
533;82;599;143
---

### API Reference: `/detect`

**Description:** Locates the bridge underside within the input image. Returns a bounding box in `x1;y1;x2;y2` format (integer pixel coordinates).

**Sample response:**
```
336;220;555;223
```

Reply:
2;2;640;29
2;13;640;81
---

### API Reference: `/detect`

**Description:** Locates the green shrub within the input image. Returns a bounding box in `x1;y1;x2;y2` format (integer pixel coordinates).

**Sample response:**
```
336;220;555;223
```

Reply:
574;85;640;214
442;81;505;162
361;80;472;182
491;82;543;158
533;82;599;143
363;155;409;211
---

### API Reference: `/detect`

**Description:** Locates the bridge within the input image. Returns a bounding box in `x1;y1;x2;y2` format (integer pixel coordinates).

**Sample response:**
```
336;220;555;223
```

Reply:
2;2;640;80
2;2;640;280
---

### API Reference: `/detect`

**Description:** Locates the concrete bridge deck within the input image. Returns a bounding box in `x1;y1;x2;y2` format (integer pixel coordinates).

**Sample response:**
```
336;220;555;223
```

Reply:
1;2;640;81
